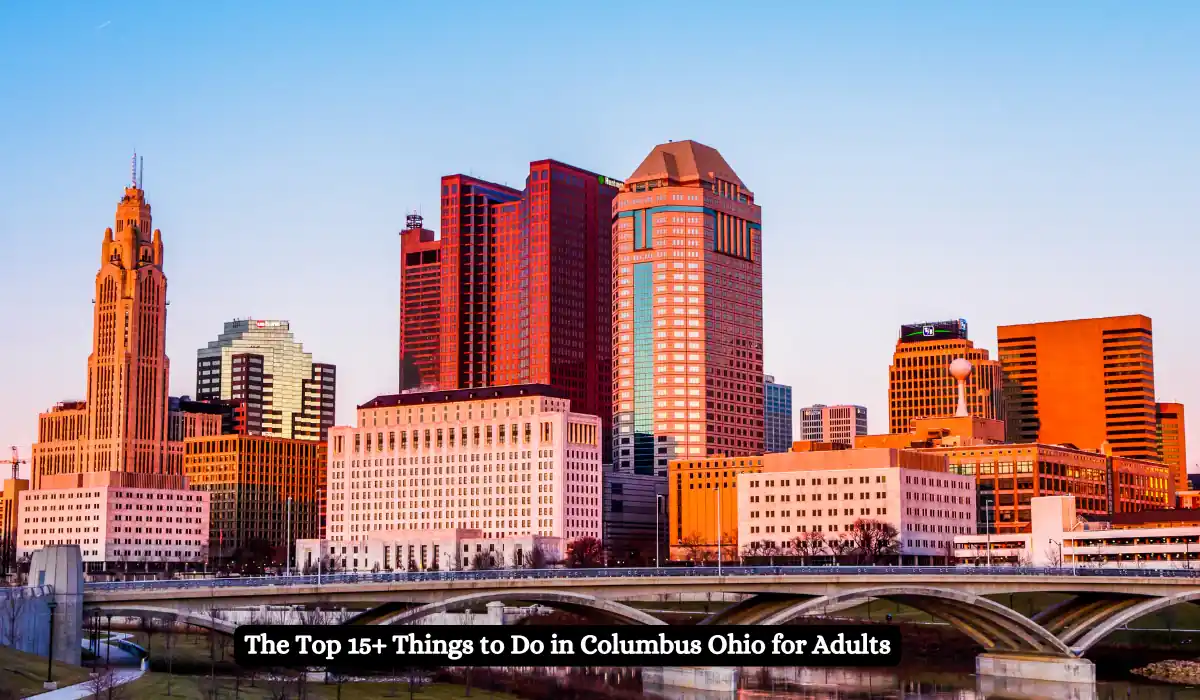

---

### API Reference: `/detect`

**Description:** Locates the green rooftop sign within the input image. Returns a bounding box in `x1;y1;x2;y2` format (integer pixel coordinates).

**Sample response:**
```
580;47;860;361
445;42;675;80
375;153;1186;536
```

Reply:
598;175;624;188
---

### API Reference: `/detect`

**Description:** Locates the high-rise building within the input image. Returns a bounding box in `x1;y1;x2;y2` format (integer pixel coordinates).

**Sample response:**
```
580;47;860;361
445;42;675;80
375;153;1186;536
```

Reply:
603;472;668;566
998;315;1156;460
764;376;793;453
183;434;326;563
889;319;1002;434
439;162;616;460
195;320;336;441
800;404;869;446
1157;402;1187;494
399;213;442;392
612;141;764;476
324;384;601;544
18;161;210;575
84;176;171;476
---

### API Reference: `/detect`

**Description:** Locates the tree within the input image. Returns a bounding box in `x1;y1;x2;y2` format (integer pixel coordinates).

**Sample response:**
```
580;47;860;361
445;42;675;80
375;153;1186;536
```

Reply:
792;531;826;565
231;538;277;576
86;667;128;700
1;587;29;650
826;533;853;564
138;615;160;661
679;532;705;563
522;546;548;570
471;552;496;571
1045;542;1063;568
565;537;603;568
719;531;738;563
847;519;900;565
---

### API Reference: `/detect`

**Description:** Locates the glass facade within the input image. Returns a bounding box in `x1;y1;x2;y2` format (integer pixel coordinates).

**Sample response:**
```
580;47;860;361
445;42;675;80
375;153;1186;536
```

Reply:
764;376;793;453
195;320;335;441
632;262;655;474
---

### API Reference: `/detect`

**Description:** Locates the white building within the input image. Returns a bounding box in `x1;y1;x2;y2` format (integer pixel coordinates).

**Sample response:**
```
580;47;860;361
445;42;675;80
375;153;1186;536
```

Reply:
17;472;210;576
955;495;1200;569
323;384;602;557
297;529;563;573
737;448;976;564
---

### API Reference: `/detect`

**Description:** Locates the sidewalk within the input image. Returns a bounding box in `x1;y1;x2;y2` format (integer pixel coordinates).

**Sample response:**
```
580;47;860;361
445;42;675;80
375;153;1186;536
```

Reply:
81;632;141;666
27;668;144;700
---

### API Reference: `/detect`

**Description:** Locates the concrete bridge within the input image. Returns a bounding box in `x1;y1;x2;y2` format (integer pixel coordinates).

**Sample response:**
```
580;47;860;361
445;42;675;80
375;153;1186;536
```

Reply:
82;566;1200;682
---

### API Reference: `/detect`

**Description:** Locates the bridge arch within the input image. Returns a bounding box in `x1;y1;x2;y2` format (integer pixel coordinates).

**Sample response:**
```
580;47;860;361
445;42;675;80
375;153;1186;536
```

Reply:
88;606;238;636
758;586;1072;657
369;590;667;626
1072;590;1200;654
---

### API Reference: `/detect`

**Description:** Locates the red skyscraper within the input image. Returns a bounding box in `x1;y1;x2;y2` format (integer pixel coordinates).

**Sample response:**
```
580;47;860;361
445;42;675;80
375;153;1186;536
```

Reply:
436;161;618;459
399;213;442;391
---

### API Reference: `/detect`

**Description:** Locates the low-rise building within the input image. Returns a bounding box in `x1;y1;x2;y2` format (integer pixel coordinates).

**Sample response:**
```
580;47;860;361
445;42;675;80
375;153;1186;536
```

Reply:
296;529;563;572
737;448;975;564
1;478;29;575
954;495;1200;569
16;472;209;576
603;472;667;566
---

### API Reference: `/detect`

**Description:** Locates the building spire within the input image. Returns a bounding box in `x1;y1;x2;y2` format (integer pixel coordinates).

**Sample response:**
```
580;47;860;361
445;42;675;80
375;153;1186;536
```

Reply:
139;156;144;191
131;150;138;188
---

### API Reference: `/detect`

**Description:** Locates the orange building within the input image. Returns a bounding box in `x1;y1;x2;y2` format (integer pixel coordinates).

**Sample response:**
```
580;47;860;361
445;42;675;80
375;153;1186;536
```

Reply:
31;401;88;489
668;447;952;559
1157;402;1187;494
668;455;762;560
858;415;1006;451
889;320;1003;434
183;434;326;563
998;315;1157;461
929;443;1170;533
1179;491;1200;509
1;478;29;576
399;213;442;392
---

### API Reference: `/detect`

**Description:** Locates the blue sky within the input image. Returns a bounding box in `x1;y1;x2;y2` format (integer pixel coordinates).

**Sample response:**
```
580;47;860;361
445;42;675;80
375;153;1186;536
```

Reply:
2;2;1198;474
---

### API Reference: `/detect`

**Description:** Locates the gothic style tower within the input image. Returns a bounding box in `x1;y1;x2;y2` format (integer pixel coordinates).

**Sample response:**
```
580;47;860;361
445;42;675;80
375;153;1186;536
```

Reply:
83;156;172;476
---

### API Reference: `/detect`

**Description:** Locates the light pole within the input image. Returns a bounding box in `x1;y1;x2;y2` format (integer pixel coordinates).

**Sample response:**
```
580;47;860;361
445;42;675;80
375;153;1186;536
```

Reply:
716;479;722;577
45;600;57;686
655;494;664;569
286;496;293;576
983;494;992;568
1050;539;1062;569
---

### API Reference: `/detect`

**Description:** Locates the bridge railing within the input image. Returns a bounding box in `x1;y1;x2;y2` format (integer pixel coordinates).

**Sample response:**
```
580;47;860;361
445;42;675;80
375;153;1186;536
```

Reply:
83;564;1200;593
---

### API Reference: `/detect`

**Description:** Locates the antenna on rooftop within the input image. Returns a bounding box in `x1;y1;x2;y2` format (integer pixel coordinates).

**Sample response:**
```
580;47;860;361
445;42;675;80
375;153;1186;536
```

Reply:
139;156;144;190
131;150;138;187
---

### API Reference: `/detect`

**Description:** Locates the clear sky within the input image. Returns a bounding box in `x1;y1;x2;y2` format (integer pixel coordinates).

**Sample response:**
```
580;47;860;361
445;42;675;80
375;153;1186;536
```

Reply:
2;2;1198;477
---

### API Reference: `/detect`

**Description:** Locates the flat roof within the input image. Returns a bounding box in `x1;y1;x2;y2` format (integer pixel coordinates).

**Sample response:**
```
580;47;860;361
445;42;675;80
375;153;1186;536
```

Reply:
359;384;568;410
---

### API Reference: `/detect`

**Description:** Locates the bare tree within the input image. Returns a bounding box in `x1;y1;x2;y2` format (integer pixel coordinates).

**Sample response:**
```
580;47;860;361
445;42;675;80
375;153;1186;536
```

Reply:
826;533;853;564
86;667;129;700
138;615;160;661
522;546;548;570
0;587;29;649
679;532;705;563
163;619;178;696
471;551;496;571
793;531;827;565
847;519;900;565
1045;542;1063;568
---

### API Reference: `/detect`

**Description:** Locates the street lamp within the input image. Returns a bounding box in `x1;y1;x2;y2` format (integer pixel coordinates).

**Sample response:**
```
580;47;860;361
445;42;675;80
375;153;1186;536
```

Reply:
983;494;993;568
45;599;57;686
286;496;293;577
655;494;664;569
716;478;722;577
1050;539;1063;570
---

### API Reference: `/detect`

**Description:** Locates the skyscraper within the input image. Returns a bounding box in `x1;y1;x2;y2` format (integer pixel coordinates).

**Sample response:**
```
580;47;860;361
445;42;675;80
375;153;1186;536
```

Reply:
612;141;764;475
399;213;442;391
799;404;869;446
889;319;1002;434
84;176;170;476
997;315;1157;461
764;375;793;453
195;320;336;441
19;161;210;576
1156;402;1187;494
438;161;617;458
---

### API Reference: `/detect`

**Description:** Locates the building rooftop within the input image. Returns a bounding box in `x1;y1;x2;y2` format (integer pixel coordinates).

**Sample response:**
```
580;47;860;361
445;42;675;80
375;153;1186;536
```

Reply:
627;140;747;190
359;383;569;410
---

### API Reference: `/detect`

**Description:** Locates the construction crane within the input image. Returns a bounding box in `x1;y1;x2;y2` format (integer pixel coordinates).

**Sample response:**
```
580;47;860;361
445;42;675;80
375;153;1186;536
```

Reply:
1;446;27;580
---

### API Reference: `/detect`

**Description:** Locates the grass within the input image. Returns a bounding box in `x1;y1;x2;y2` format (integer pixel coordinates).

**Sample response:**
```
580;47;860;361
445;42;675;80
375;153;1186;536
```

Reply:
0;644;90;698
123;673;518;700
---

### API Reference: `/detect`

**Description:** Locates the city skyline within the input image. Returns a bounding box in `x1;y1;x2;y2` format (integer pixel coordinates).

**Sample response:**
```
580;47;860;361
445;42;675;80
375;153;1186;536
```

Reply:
3;3;1199;474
